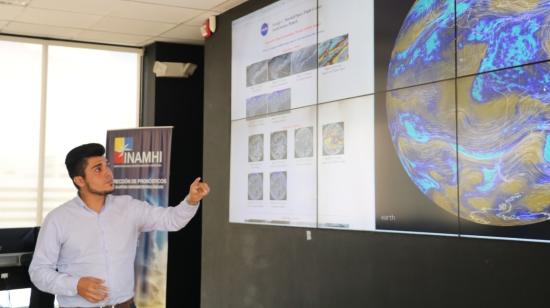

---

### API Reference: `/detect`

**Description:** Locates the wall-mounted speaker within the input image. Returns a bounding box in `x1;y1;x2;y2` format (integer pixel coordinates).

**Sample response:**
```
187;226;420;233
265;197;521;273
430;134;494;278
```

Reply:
152;61;198;78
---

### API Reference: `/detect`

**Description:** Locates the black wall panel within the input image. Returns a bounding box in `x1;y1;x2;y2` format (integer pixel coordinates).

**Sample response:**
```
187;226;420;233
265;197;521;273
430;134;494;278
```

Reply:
201;1;550;307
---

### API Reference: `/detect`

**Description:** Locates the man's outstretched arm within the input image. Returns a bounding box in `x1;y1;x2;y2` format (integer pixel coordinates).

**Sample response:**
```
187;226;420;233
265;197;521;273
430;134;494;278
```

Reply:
137;177;210;232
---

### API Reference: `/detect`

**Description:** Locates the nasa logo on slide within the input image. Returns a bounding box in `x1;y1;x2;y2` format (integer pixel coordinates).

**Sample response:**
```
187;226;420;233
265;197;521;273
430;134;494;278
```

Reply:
260;23;268;36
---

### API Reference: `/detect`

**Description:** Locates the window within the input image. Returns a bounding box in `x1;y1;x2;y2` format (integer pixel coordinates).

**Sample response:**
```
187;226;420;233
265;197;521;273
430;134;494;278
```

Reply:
0;37;141;228
0;40;42;228
43;45;140;218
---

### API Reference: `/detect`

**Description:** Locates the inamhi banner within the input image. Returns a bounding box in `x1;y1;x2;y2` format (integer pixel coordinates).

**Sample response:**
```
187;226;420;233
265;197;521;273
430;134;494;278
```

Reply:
106;127;173;308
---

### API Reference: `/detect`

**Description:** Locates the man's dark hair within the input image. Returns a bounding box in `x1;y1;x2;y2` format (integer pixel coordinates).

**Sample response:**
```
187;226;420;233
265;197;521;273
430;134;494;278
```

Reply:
65;143;105;189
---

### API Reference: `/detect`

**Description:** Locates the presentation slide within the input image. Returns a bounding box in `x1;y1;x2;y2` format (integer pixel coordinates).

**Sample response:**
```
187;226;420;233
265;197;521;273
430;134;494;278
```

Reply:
317;95;376;230
230;0;376;228
231;0;318;120
230;106;317;227
317;0;374;103
231;0;375;120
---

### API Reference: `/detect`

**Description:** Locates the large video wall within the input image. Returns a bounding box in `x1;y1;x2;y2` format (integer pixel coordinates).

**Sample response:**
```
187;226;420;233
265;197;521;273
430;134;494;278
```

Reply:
229;0;550;242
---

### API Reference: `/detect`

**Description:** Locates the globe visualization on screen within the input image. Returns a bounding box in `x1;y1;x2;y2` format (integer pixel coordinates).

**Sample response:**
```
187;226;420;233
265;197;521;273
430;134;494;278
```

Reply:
386;0;550;226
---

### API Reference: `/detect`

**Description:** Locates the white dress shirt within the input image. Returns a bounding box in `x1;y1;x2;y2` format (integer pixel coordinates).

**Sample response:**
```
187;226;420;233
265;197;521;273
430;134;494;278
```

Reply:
29;194;199;307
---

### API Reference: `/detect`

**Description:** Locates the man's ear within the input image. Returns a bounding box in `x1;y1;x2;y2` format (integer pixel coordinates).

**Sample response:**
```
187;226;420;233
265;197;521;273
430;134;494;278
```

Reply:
73;176;85;189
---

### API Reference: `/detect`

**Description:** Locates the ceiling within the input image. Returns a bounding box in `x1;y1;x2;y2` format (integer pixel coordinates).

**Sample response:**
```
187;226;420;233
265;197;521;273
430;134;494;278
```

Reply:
0;0;247;47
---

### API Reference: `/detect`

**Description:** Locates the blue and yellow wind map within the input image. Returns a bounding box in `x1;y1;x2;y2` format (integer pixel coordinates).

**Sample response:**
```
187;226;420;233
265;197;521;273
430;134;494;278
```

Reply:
386;0;550;229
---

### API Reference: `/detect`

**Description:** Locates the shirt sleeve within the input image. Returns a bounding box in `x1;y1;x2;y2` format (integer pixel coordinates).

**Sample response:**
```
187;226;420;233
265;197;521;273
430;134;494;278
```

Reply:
29;214;80;296
135;197;200;232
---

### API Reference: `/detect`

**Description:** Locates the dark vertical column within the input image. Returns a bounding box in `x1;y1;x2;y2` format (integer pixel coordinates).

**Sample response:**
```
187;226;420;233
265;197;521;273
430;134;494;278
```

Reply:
141;44;157;127
141;41;204;308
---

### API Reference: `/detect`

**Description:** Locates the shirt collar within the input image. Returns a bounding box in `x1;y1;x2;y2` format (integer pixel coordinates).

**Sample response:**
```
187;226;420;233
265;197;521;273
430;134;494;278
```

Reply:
74;194;112;214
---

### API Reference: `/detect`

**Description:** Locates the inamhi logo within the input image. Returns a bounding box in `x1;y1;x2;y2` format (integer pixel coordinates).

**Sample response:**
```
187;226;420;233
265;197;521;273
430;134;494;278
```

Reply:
114;137;163;165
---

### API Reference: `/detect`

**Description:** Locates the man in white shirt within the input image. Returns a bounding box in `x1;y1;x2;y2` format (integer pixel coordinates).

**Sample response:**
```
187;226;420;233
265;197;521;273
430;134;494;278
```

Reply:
29;143;210;308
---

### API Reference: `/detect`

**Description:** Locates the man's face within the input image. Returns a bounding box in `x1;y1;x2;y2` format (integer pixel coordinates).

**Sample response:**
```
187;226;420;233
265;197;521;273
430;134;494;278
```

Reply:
79;156;114;195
